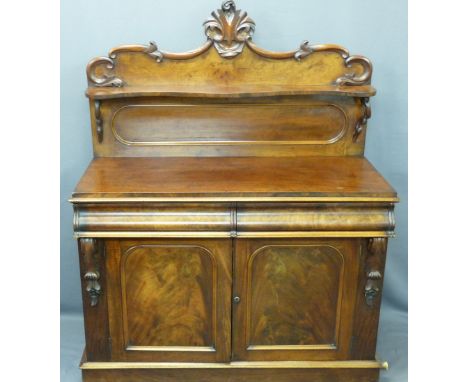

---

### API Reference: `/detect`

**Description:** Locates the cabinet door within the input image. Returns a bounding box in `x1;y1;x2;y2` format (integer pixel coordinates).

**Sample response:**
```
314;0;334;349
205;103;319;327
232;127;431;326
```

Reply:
232;238;360;361
106;239;232;362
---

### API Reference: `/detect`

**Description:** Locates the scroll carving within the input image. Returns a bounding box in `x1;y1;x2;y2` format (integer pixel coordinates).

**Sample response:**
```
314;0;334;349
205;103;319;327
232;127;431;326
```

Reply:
336;56;373;86
80;238;102;307
86;1;373;86
365;238;387;306
354;97;371;142
86;57;123;88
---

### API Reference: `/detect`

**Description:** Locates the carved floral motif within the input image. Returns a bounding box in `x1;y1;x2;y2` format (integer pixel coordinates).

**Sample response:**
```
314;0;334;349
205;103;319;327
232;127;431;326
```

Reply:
86;1;373;86
203;0;255;58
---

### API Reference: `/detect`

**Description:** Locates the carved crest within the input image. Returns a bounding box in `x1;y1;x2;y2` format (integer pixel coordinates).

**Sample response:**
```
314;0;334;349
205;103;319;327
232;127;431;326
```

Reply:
87;1;373;88
204;0;255;58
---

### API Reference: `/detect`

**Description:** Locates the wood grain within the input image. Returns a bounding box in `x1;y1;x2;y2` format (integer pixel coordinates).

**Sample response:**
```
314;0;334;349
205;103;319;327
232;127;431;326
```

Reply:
110;103;347;146
351;238;388;359
87;84;376;99
89;94;368;157
233;238;360;362
105;239;232;362
72;202;395;236
78;239;110;361
72;156;396;200
122;245;215;348
82;367;380;382
248;245;343;347
72;2;397;380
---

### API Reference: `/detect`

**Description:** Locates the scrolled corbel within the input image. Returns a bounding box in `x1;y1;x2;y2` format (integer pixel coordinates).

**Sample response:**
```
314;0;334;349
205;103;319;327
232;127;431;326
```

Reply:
364;238;387;306
84;271;101;307
93;100;103;143
354;97;371;142
80;238;102;307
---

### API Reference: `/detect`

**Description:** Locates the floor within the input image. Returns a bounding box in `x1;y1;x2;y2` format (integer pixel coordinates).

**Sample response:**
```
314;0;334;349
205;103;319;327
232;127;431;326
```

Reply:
60;305;407;381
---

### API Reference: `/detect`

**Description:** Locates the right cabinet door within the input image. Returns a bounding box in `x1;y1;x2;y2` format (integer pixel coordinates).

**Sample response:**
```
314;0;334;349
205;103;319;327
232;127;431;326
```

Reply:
232;238;360;361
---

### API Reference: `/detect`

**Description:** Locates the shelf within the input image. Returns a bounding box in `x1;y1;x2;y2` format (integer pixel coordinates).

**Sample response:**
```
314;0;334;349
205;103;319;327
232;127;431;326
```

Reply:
86;84;376;100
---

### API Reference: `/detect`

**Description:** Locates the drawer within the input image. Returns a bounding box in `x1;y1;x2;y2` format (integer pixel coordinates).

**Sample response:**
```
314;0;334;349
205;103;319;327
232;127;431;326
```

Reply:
73;202;395;237
74;203;233;233
237;203;395;233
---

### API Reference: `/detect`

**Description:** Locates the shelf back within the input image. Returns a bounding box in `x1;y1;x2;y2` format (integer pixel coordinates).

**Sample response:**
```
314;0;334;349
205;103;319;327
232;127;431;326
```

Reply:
86;1;375;158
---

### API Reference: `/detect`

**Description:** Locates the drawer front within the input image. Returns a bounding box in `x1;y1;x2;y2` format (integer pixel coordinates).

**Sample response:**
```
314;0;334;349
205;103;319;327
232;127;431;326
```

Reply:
73;202;395;236
105;238;232;362
74;203;232;233
232;238;361;361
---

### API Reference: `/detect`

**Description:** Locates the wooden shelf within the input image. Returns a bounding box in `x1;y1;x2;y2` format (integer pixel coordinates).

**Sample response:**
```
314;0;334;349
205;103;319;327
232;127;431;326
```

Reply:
86;84;376;100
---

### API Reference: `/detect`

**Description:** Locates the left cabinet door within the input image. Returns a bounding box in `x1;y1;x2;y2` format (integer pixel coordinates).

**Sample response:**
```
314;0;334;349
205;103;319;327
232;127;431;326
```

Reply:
105;238;232;362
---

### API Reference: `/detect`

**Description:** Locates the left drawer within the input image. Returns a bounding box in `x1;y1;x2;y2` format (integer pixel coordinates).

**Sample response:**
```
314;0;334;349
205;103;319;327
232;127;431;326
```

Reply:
73;203;233;235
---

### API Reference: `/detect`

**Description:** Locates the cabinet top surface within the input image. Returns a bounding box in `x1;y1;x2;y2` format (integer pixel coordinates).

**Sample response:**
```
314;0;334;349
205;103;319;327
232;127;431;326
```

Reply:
71;156;397;203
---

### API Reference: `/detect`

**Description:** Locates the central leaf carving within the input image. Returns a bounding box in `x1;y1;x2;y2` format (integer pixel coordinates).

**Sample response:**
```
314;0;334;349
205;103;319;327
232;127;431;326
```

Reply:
204;0;255;58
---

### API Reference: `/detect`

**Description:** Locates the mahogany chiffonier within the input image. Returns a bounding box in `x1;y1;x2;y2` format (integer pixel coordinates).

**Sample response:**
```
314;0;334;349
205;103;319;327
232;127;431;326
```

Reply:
70;2;398;381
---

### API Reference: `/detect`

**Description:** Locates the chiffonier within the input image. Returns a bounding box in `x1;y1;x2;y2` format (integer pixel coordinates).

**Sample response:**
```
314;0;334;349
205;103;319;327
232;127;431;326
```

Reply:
70;1;398;381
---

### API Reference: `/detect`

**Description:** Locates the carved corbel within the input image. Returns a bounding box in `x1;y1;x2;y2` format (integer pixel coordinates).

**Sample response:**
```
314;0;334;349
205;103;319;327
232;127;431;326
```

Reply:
354;97;371;142
94;100;103;143
80;238;102;307
365;238;387;306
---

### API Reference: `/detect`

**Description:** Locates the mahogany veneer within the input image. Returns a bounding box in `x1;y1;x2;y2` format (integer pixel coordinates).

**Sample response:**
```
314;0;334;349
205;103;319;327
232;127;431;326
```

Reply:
73;156;396;200
71;2;397;381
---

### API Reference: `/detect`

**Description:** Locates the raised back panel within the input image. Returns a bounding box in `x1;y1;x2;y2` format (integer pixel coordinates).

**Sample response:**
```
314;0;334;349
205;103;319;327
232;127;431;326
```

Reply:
86;1;374;157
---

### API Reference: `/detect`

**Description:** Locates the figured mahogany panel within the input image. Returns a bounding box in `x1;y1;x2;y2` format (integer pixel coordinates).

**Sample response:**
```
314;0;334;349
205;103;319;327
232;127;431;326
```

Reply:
248;245;343;346
105;239;232;362
233;238;360;361
111;103;346;146
91;94;363;157
122;245;215;348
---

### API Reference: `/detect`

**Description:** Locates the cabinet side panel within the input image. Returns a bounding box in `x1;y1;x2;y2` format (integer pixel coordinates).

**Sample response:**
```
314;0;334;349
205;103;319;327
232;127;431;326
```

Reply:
351;238;388;359
78;239;110;361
